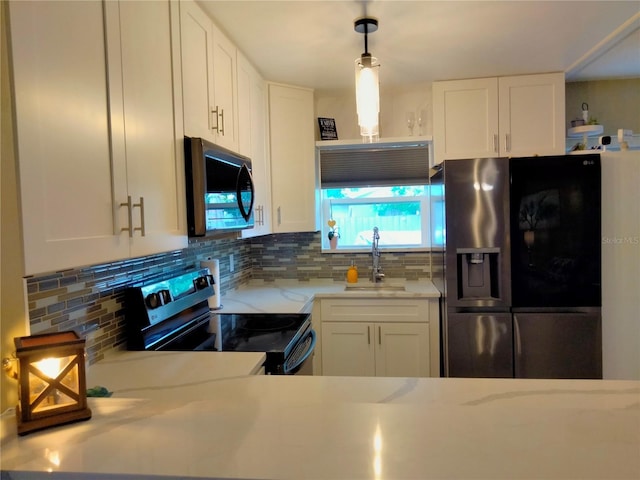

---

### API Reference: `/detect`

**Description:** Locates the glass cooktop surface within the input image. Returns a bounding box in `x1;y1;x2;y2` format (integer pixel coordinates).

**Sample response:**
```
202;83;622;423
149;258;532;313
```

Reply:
157;312;310;356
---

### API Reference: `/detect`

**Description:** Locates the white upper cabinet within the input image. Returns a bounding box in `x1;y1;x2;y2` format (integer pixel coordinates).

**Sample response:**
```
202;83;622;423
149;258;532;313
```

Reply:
10;0;186;275
211;22;239;152
497;73;565;158
238;53;272;238
268;83;318;233
433;73;565;164
112;1;186;259
179;1;214;143
180;0;238;152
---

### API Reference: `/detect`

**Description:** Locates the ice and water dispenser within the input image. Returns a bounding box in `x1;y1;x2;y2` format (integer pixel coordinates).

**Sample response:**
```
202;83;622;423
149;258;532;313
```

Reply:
456;248;502;301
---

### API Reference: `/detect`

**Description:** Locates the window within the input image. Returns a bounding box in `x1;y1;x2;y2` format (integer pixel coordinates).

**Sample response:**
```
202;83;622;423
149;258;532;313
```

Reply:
318;142;444;252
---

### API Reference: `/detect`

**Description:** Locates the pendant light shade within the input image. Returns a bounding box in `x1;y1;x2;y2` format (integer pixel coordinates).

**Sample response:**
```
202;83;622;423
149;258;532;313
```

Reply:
355;53;380;140
354;17;379;142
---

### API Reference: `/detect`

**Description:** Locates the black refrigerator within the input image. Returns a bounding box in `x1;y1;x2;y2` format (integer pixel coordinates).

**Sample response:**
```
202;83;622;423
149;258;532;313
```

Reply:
430;154;602;379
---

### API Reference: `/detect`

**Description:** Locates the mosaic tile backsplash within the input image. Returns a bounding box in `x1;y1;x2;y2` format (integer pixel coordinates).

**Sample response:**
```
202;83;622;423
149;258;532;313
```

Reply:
26;231;438;364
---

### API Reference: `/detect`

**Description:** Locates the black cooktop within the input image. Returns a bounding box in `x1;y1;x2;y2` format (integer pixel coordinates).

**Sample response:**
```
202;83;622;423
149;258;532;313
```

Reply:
155;312;311;358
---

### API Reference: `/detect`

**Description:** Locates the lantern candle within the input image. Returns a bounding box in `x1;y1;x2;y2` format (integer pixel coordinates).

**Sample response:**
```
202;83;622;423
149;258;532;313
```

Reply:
13;331;92;435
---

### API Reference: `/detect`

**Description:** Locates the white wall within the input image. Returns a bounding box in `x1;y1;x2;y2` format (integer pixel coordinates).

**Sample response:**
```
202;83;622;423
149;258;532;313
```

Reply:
315;82;432;141
601;151;640;380
1;2;29;412
566;79;640;136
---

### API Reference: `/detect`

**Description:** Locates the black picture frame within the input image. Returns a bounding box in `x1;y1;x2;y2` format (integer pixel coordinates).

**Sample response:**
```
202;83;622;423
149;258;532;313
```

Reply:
318;117;338;140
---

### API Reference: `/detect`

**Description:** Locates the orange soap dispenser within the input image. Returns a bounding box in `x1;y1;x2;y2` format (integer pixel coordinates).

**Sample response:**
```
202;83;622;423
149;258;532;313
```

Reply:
346;260;358;283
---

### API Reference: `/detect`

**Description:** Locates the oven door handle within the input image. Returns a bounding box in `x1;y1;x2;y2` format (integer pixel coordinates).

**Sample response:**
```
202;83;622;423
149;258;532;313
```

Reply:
283;329;316;375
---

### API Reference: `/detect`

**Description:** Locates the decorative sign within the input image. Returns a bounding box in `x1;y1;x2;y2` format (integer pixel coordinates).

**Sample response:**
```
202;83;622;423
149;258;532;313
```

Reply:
318;117;338;140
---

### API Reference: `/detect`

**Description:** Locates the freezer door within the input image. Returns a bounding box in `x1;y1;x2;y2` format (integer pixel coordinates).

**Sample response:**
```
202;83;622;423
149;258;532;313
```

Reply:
446;312;513;378
514;311;602;379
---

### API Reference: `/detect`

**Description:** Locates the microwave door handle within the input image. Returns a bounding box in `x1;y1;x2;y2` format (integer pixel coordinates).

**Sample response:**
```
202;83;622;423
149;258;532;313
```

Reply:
236;164;255;222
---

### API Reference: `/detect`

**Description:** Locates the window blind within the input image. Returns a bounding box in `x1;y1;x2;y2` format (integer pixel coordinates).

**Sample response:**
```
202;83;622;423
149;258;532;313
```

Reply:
319;144;430;188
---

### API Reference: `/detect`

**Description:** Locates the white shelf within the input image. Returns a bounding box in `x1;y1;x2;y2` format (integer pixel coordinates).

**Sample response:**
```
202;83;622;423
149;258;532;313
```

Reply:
568;125;604;138
316;135;432;150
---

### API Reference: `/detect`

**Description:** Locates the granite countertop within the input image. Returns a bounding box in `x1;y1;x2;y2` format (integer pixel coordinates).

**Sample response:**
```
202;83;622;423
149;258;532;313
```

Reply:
1;374;639;479
216;278;440;314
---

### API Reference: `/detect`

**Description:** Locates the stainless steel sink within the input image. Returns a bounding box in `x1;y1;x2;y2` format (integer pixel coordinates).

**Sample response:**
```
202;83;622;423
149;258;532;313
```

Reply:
344;283;406;292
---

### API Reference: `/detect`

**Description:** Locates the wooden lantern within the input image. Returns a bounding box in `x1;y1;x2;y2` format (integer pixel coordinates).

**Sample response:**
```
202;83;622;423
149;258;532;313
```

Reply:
14;331;92;435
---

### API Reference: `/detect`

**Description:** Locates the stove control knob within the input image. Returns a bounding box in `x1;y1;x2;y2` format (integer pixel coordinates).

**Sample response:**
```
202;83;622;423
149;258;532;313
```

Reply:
145;292;161;309
194;276;211;290
158;289;172;304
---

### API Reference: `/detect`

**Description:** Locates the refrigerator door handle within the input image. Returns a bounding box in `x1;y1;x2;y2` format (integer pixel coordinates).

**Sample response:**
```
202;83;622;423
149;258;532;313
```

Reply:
513;314;522;378
514;314;522;356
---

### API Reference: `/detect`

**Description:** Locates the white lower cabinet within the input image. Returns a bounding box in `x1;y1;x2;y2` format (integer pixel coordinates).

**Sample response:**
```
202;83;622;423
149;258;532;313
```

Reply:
322;321;430;377
319;299;437;377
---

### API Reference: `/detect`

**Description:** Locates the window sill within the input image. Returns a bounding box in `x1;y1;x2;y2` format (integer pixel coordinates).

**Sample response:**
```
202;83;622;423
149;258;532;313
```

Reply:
321;246;434;254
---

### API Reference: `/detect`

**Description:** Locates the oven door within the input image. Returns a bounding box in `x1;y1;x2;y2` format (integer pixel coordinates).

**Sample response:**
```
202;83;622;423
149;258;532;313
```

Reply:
282;327;316;375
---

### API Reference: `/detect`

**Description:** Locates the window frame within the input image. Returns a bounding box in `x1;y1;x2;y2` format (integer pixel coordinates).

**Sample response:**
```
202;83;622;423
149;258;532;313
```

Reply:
320;191;433;253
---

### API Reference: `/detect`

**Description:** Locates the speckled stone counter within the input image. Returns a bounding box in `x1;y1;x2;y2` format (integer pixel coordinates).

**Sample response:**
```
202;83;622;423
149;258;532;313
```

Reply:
1;375;639;479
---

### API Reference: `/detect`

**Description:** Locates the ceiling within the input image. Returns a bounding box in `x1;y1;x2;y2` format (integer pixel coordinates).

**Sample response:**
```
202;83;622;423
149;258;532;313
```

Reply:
198;1;640;91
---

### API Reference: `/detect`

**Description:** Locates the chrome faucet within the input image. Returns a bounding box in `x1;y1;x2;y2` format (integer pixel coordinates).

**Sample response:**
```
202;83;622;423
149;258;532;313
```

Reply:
371;226;384;283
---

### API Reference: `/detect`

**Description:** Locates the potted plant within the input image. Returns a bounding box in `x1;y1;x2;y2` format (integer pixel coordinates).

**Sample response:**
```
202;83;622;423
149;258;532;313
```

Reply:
327;219;339;249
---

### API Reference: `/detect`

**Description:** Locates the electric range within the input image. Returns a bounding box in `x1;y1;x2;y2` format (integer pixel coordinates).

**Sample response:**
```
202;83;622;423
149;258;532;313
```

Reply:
124;269;315;375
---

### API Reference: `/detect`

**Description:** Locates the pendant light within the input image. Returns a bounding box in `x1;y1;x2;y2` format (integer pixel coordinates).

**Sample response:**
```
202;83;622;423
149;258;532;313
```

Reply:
354;17;380;143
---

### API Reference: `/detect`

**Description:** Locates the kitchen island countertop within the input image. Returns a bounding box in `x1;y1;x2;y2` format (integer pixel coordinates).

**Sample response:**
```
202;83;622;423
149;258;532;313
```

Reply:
1;373;639;479
84;350;267;401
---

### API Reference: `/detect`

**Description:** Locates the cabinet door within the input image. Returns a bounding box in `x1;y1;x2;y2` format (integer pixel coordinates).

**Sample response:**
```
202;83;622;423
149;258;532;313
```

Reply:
211;23;238;151
179;0;215;143
10;0;129;275
238;55;272;238
321;322;375;376
117;0;187;257
268;83;317;233
375;323;430;377
498;73;565;157
432;78;499;164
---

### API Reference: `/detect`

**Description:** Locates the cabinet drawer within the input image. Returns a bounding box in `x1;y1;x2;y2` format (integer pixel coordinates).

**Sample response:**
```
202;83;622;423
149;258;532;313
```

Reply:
321;299;429;323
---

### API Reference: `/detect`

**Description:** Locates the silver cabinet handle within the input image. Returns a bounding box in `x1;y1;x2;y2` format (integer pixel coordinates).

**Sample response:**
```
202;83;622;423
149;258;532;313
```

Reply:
133;196;145;237
505;133;511;152
209;107;218;131
257;205;263;226
493;134;498;153
367;325;371;345
219;108;225;136
277;206;281;226
378;326;381;345
120;195;133;237
211;106;221;133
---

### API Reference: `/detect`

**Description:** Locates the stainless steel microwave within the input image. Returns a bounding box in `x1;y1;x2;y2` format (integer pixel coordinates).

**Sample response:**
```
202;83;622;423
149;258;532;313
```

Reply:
184;137;255;236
